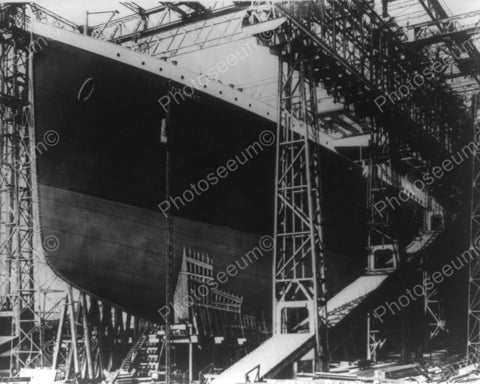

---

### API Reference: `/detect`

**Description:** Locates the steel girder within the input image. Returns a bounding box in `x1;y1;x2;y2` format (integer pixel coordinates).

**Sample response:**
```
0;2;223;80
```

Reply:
0;4;43;373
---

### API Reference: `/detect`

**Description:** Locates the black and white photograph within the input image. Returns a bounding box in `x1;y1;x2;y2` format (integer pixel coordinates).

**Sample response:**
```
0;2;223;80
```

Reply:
1;0;480;383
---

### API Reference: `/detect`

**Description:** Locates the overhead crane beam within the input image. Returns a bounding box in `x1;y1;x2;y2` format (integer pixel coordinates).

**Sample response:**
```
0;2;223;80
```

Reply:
416;0;449;21
28;3;80;32
25;2;251;59
24;2;455;216
91;2;248;44
406;2;480;85
246;0;469;164
407;10;480;43
246;1;465;363
26;0;476;148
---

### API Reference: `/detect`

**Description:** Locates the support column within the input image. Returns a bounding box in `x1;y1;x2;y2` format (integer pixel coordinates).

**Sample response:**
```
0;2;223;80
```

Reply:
80;292;94;379
273;49;328;371
467;92;480;365
164;82;174;383
0;4;43;373
367;311;386;363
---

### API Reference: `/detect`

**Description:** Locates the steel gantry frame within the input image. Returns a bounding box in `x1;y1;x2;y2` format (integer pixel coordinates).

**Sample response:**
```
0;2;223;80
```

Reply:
26;0;476;160
0;6;146;379
423;270;446;342
404;8;480;91
467;92;480;366
241;0;470;201
407;10;480;43
7;0;479;373
51;286;139;382
273;42;329;372
365;122;398;362
0;4;43;373
90;2;249;59
245;0;466;363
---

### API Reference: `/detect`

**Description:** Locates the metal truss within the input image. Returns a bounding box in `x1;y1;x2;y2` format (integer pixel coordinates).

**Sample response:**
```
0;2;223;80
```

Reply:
165;100;173;384
448;78;480;98
90;2;249;58
0;4;43;373
374;1;480;102
52;287;97;381
28;0;473;162
272;50;328;370
407;10;480;43
366;312;386;362
52;286;141;381
467;92;480;365
28;3;80;33
384;0;434;28
247;0;470;164
378;0;449;27
405;8;480;88
118;323;154;375
28;0;474;162
417;0;449;21
423;271;447;342
367;127;399;255
364;106;398;363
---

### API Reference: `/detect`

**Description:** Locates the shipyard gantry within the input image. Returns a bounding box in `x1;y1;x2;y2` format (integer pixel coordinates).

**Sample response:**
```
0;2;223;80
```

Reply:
1;0;480;383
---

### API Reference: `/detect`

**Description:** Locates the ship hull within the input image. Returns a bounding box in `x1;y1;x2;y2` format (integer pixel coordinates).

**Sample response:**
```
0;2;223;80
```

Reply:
33;35;367;322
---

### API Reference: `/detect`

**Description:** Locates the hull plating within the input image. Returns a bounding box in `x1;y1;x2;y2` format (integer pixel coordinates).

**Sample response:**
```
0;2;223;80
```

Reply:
34;37;366;321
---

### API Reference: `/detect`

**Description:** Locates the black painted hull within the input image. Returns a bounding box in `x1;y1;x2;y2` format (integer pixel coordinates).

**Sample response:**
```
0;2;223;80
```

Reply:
33;37;366;321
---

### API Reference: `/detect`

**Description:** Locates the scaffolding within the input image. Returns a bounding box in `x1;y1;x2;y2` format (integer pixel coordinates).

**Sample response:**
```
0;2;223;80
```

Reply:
271;23;329;373
0;4;43;374
50;286;140;382
467;92;480;365
0;0;479;378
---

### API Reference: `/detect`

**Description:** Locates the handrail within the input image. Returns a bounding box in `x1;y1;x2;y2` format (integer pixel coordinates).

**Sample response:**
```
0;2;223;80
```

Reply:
118;324;152;371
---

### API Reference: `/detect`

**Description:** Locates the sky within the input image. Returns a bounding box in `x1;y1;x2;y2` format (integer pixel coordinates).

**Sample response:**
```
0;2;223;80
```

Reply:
444;0;480;15
16;0;480;101
25;0;480;25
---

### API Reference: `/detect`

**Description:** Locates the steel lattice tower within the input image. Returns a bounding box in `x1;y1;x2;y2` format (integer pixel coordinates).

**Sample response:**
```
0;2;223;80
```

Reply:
273;50;329;371
467;92;480;365
0;4;43;373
